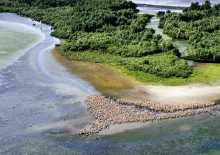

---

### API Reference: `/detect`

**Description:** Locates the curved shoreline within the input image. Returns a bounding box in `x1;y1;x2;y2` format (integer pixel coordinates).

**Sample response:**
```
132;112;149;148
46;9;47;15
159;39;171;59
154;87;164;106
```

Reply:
76;3;220;135
2;12;220;137
0;13;99;98
0;13;99;141
53;50;220;135
1;2;220;154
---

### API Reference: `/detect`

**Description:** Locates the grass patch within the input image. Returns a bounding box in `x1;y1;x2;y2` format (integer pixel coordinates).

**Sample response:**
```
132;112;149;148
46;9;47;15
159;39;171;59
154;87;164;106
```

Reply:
116;63;220;85
59;49;220;86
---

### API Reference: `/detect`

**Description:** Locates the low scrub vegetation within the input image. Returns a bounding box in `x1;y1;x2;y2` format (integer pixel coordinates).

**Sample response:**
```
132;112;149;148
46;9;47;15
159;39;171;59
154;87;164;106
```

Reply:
160;0;220;62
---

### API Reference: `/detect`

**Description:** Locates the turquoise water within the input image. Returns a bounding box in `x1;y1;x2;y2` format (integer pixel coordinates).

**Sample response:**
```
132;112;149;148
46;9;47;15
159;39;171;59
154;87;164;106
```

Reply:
0;22;40;68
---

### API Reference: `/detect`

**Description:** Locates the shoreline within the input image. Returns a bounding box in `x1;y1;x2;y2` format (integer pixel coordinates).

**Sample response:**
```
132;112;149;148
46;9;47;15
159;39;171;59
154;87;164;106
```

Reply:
0;1;220;154
53;50;220;135
0;13;99;139
80;95;220;135
54;50;220;110
53;48;139;96
3;14;220;137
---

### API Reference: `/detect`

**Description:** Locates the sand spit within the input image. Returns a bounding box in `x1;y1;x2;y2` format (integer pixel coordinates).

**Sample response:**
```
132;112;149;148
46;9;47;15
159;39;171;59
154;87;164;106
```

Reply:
79;96;220;135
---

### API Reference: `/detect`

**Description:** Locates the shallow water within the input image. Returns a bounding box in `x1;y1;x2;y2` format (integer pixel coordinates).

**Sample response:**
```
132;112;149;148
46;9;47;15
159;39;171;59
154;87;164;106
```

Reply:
0;21;40;69
132;0;219;7
0;13;98;154
1;1;220;154
3;112;220;155
136;0;219;14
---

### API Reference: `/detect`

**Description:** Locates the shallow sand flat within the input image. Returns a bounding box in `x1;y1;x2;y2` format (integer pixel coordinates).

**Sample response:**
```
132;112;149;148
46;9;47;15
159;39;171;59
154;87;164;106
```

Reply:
54;50;220;111
111;84;220;112
142;84;220;106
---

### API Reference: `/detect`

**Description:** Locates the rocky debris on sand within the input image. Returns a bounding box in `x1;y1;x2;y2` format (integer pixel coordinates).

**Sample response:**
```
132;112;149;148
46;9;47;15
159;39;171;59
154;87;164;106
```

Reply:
79;96;220;135
117;98;217;112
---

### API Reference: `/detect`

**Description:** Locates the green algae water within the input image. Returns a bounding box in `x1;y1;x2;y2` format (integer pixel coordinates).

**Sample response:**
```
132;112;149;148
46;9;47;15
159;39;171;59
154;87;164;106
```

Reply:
0;21;40;68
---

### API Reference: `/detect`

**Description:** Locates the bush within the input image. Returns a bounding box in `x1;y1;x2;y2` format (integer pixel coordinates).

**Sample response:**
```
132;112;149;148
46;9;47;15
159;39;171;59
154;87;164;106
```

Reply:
1;0;192;78
121;53;192;78
160;1;220;62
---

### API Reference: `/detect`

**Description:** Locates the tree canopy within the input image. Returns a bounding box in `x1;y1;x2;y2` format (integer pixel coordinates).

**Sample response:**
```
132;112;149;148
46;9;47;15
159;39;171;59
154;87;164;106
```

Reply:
0;0;192;78
160;0;220;62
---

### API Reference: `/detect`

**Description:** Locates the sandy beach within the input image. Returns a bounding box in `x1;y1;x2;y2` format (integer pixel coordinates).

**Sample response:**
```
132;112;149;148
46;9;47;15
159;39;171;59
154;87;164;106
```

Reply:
54;50;220;135
76;74;220;135
115;84;220;112
143;84;220;107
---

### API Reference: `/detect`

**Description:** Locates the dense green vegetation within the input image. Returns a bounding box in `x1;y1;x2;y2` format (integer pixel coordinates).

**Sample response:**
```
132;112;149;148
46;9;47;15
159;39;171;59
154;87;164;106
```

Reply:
0;0;139;38
62;51;220;85
0;0;191;78
160;1;220;62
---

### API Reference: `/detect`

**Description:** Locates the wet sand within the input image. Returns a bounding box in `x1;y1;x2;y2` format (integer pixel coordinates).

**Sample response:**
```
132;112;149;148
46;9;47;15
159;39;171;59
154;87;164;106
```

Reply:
54;50;220;109
52;48;220;134
2;1;220;154
4;10;220;138
53;48;139;96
